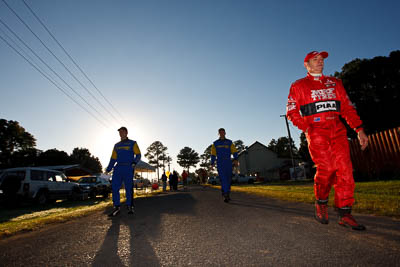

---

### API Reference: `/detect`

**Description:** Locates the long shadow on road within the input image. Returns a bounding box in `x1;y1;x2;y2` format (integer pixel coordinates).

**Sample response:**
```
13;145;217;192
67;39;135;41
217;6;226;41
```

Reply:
229;198;311;217
228;190;400;246
92;192;197;267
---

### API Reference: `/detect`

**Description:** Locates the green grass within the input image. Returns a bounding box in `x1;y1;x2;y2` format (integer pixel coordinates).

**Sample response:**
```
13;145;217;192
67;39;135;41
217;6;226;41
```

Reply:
211;180;400;217
0;189;161;239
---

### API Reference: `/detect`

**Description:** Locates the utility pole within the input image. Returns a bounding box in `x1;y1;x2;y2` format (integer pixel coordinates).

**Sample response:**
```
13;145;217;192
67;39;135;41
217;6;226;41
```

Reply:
280;115;296;179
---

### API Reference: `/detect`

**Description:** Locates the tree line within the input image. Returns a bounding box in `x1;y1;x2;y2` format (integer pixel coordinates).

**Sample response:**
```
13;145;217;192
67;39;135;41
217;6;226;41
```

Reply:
144;140;246;180
335;50;400;137
0;119;102;173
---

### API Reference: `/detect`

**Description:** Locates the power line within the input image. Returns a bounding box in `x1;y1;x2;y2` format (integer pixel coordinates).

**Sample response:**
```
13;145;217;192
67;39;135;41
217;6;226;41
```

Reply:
1;0;116;126
0;25;61;89
21;0;127;125
0;32;109;128
0;16;111;127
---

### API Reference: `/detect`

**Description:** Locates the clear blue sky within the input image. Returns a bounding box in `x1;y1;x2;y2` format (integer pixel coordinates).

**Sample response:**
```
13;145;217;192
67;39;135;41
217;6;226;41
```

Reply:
1;0;399;174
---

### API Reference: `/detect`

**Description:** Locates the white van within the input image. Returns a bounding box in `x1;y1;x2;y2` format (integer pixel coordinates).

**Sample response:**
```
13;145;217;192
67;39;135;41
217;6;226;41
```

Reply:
0;167;84;204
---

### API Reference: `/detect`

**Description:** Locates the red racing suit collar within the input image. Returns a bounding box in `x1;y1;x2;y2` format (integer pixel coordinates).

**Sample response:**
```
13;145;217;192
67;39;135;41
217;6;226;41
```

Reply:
307;72;324;81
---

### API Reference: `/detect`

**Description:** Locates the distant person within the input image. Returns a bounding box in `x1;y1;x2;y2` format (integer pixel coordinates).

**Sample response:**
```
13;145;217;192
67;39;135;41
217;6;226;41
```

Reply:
199;168;207;187
168;172;174;191
161;171;167;192
210;128;238;202
106;127;141;217
286;51;368;230
171;171;179;191
182;170;188;191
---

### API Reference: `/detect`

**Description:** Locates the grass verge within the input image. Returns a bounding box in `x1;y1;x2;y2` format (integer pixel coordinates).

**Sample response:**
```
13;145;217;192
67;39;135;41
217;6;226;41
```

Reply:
210;180;400;217
0;189;162;239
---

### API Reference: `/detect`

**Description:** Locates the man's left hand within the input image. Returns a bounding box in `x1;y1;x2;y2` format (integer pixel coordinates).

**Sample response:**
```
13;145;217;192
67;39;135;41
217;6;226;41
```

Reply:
358;130;369;151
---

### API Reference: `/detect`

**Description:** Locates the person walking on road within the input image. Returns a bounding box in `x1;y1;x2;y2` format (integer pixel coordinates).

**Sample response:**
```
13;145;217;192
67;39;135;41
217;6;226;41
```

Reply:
106;127;141;217
210;128;238;203
169;171;178;191
173;171;179;191
168;172;174;191
182;170;188;191
199;168;207;188
286;51;369;230
161;171;167;192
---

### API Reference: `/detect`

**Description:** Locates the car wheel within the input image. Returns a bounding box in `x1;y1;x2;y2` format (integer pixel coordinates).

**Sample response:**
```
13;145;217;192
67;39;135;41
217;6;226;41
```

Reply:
248;179;254;184
1;175;21;198
35;191;48;205
70;187;82;201
89;190;97;199
212;181;216;185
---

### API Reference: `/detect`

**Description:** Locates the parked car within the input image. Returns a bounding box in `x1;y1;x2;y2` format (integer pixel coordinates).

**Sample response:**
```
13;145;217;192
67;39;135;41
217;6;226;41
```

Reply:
207;176;220;185
232;174;256;184
0;167;85;204
76;176;111;198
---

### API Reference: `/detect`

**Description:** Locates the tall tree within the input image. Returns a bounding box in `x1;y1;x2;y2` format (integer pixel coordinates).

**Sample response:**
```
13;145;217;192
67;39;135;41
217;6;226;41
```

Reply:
177;146;200;173
160;153;172;172
145;141;167;180
298;132;312;163
267;139;278;153
267;137;298;158
36;149;71;166
9;148;41;168
199;145;212;168
0;119;37;168
334;50;400;133
70;147;102;173
233;140;245;154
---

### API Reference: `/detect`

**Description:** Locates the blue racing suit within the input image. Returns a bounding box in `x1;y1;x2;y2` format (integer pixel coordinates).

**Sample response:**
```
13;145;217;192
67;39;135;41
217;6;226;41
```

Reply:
211;138;238;196
106;139;141;207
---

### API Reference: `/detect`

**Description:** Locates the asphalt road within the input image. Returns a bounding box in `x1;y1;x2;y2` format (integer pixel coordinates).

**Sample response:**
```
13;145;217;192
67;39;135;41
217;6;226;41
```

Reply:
0;186;399;267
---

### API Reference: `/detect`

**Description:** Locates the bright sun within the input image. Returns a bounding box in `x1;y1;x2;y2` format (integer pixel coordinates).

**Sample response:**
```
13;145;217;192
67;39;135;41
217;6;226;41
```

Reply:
92;129;119;170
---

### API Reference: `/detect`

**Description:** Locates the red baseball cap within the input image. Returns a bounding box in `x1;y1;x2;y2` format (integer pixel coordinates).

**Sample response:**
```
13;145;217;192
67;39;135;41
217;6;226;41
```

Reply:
304;51;328;62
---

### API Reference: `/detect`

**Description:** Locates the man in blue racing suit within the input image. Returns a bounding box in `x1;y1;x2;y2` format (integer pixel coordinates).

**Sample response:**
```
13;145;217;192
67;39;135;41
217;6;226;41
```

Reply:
106;127;141;216
211;128;238;203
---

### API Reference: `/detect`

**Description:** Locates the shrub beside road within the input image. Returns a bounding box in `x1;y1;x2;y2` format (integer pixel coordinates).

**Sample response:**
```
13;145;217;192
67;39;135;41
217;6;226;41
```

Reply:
212;180;400;217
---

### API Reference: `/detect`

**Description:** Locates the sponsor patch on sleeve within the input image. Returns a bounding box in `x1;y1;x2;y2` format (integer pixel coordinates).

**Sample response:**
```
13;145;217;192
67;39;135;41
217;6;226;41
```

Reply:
287;97;297;112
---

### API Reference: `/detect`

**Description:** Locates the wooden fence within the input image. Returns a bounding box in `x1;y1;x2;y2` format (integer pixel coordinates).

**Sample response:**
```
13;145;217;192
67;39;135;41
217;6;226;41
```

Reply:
349;127;400;178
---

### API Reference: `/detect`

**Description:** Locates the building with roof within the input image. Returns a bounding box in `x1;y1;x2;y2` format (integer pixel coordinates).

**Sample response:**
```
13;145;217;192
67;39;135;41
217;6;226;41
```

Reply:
237;141;293;180
37;164;93;177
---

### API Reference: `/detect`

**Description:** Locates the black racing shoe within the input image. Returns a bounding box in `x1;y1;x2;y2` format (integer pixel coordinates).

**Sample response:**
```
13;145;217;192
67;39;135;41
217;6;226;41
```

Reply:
108;206;120;217
315;200;329;224
127;206;134;214
338;207;366;231
223;194;230;203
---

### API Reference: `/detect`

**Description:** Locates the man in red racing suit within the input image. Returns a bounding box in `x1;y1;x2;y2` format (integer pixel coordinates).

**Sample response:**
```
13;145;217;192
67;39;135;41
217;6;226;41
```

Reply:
286;51;369;230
